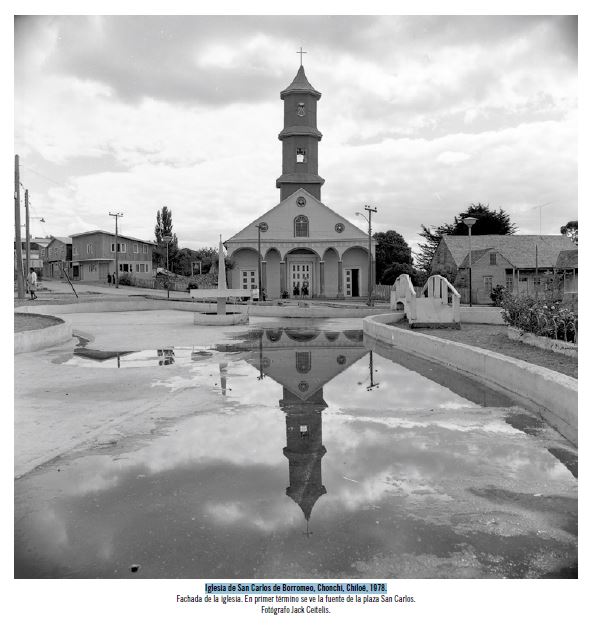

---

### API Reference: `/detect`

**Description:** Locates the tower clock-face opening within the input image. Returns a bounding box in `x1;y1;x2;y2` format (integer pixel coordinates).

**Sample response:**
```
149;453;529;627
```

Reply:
296;148;306;163
297;103;305;116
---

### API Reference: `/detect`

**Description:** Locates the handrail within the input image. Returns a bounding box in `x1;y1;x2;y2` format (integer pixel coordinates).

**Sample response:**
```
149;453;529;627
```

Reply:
421;274;460;299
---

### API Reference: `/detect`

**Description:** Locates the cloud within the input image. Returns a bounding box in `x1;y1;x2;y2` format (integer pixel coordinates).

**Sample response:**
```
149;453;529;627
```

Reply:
14;15;577;251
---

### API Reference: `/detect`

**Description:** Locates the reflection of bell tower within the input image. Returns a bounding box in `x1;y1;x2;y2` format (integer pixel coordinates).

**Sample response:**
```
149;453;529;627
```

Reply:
281;387;327;522
276;60;325;201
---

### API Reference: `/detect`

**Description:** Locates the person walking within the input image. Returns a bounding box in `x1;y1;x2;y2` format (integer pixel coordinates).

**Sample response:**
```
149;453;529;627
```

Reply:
26;267;38;300
107;273;112;286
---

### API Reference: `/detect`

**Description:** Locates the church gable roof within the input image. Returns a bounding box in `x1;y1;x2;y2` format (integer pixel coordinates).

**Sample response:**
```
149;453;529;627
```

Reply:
226;188;369;243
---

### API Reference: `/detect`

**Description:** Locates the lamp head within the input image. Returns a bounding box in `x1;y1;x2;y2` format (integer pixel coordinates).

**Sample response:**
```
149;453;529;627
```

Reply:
462;216;477;228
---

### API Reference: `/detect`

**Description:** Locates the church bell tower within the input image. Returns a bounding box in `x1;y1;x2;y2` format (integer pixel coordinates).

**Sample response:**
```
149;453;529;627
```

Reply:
276;55;325;201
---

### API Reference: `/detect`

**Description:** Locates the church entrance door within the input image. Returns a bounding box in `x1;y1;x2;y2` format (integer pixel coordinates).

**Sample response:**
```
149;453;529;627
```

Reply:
290;262;312;298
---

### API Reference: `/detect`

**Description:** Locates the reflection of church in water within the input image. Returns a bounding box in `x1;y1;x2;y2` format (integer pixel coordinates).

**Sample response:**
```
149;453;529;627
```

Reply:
233;328;368;527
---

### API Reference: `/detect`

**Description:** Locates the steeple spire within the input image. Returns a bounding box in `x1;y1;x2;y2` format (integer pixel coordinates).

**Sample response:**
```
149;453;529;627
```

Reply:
276;62;324;201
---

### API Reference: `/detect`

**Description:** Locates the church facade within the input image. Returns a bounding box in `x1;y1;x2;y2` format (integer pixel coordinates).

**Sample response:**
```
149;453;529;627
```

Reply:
225;63;375;299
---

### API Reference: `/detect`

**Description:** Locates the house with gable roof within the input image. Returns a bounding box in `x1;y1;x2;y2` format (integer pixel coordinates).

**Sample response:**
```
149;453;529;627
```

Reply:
432;234;578;304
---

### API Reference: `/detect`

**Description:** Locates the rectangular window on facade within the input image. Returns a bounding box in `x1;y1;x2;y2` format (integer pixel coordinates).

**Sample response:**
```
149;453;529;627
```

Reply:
120;243;127;253
506;275;513;291
143;244;148;253
73;246;78;256
133;244;139;253
490;252;497;265
86;243;93;254
484;276;493;292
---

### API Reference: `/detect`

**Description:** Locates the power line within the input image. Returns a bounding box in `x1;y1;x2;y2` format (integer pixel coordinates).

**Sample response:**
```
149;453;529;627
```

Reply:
20;165;66;187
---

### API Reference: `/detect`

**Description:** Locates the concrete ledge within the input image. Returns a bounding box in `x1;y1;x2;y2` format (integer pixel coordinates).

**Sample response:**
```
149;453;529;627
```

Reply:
460;306;504;324
16;299;378;318
364;312;577;446
15;316;72;354
507;327;578;359
194;312;249;326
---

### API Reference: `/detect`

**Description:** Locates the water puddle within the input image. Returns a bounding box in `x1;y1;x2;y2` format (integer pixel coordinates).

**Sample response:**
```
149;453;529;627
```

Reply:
17;327;577;579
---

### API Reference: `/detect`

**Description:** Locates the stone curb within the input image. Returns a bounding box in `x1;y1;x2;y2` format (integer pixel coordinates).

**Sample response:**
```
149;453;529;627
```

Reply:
14;315;73;354
363;312;577;446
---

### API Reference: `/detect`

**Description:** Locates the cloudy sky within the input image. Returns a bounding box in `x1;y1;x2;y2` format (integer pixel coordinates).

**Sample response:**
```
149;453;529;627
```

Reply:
14;15;577;254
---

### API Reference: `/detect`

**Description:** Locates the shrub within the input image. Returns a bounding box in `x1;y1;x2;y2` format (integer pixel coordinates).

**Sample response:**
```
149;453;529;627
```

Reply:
187;281;198;290
490;285;506;307
118;272;132;286
501;293;577;343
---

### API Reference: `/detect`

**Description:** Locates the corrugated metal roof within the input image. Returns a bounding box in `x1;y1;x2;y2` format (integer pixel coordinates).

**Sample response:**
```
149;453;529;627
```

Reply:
442;235;577;268
556;248;578;269
69;229;154;245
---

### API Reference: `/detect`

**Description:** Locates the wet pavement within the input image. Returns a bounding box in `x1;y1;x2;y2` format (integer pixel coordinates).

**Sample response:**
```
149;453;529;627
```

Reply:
15;320;577;579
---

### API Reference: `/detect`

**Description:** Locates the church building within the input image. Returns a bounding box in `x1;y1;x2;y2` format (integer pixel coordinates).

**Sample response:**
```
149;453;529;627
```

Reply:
225;61;375;299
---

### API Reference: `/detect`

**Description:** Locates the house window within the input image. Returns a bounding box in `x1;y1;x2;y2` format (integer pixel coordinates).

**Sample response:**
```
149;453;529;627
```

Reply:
73;246;78;256
86;243;93;254
484;276;493;292
506;275;513;291
111;243;127;253
490;252;497;265
133;243;139;253
296;148;306;163
119;263;130;272
294;215;309;237
143;244;148;253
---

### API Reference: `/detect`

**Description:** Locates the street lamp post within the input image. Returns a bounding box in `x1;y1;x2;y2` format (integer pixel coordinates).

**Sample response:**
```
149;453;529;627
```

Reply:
462;216;477;307
356;205;377;307
256;223;267;302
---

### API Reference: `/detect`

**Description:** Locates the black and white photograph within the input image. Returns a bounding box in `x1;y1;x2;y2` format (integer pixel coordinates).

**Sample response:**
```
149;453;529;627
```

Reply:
11;7;584;624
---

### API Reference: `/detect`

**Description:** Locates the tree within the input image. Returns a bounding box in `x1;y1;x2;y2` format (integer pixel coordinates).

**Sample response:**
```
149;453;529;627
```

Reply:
560;220;578;245
417;204;517;277
374;230;414;284
381;262;419;286
153;206;180;272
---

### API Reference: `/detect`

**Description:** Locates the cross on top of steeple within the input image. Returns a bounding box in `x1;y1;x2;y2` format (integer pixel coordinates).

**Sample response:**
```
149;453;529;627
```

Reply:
297;46;307;66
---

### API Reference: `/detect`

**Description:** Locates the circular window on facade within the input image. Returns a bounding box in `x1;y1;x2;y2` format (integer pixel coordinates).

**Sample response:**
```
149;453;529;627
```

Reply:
258;222;269;232
298;381;309;393
296;196;306;207
337;355;346;365
335;222;345;233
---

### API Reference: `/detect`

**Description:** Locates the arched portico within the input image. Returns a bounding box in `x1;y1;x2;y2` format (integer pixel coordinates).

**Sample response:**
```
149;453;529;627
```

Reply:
342;245;374;299
229;246;259;293
264;248;282;299
284;247;321;298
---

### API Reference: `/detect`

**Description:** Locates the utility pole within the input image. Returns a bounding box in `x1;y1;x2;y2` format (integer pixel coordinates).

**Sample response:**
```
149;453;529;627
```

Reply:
356;205;377;306
25;189;30;277
535;243;539;301
109;212;123;288
14;155;25;298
